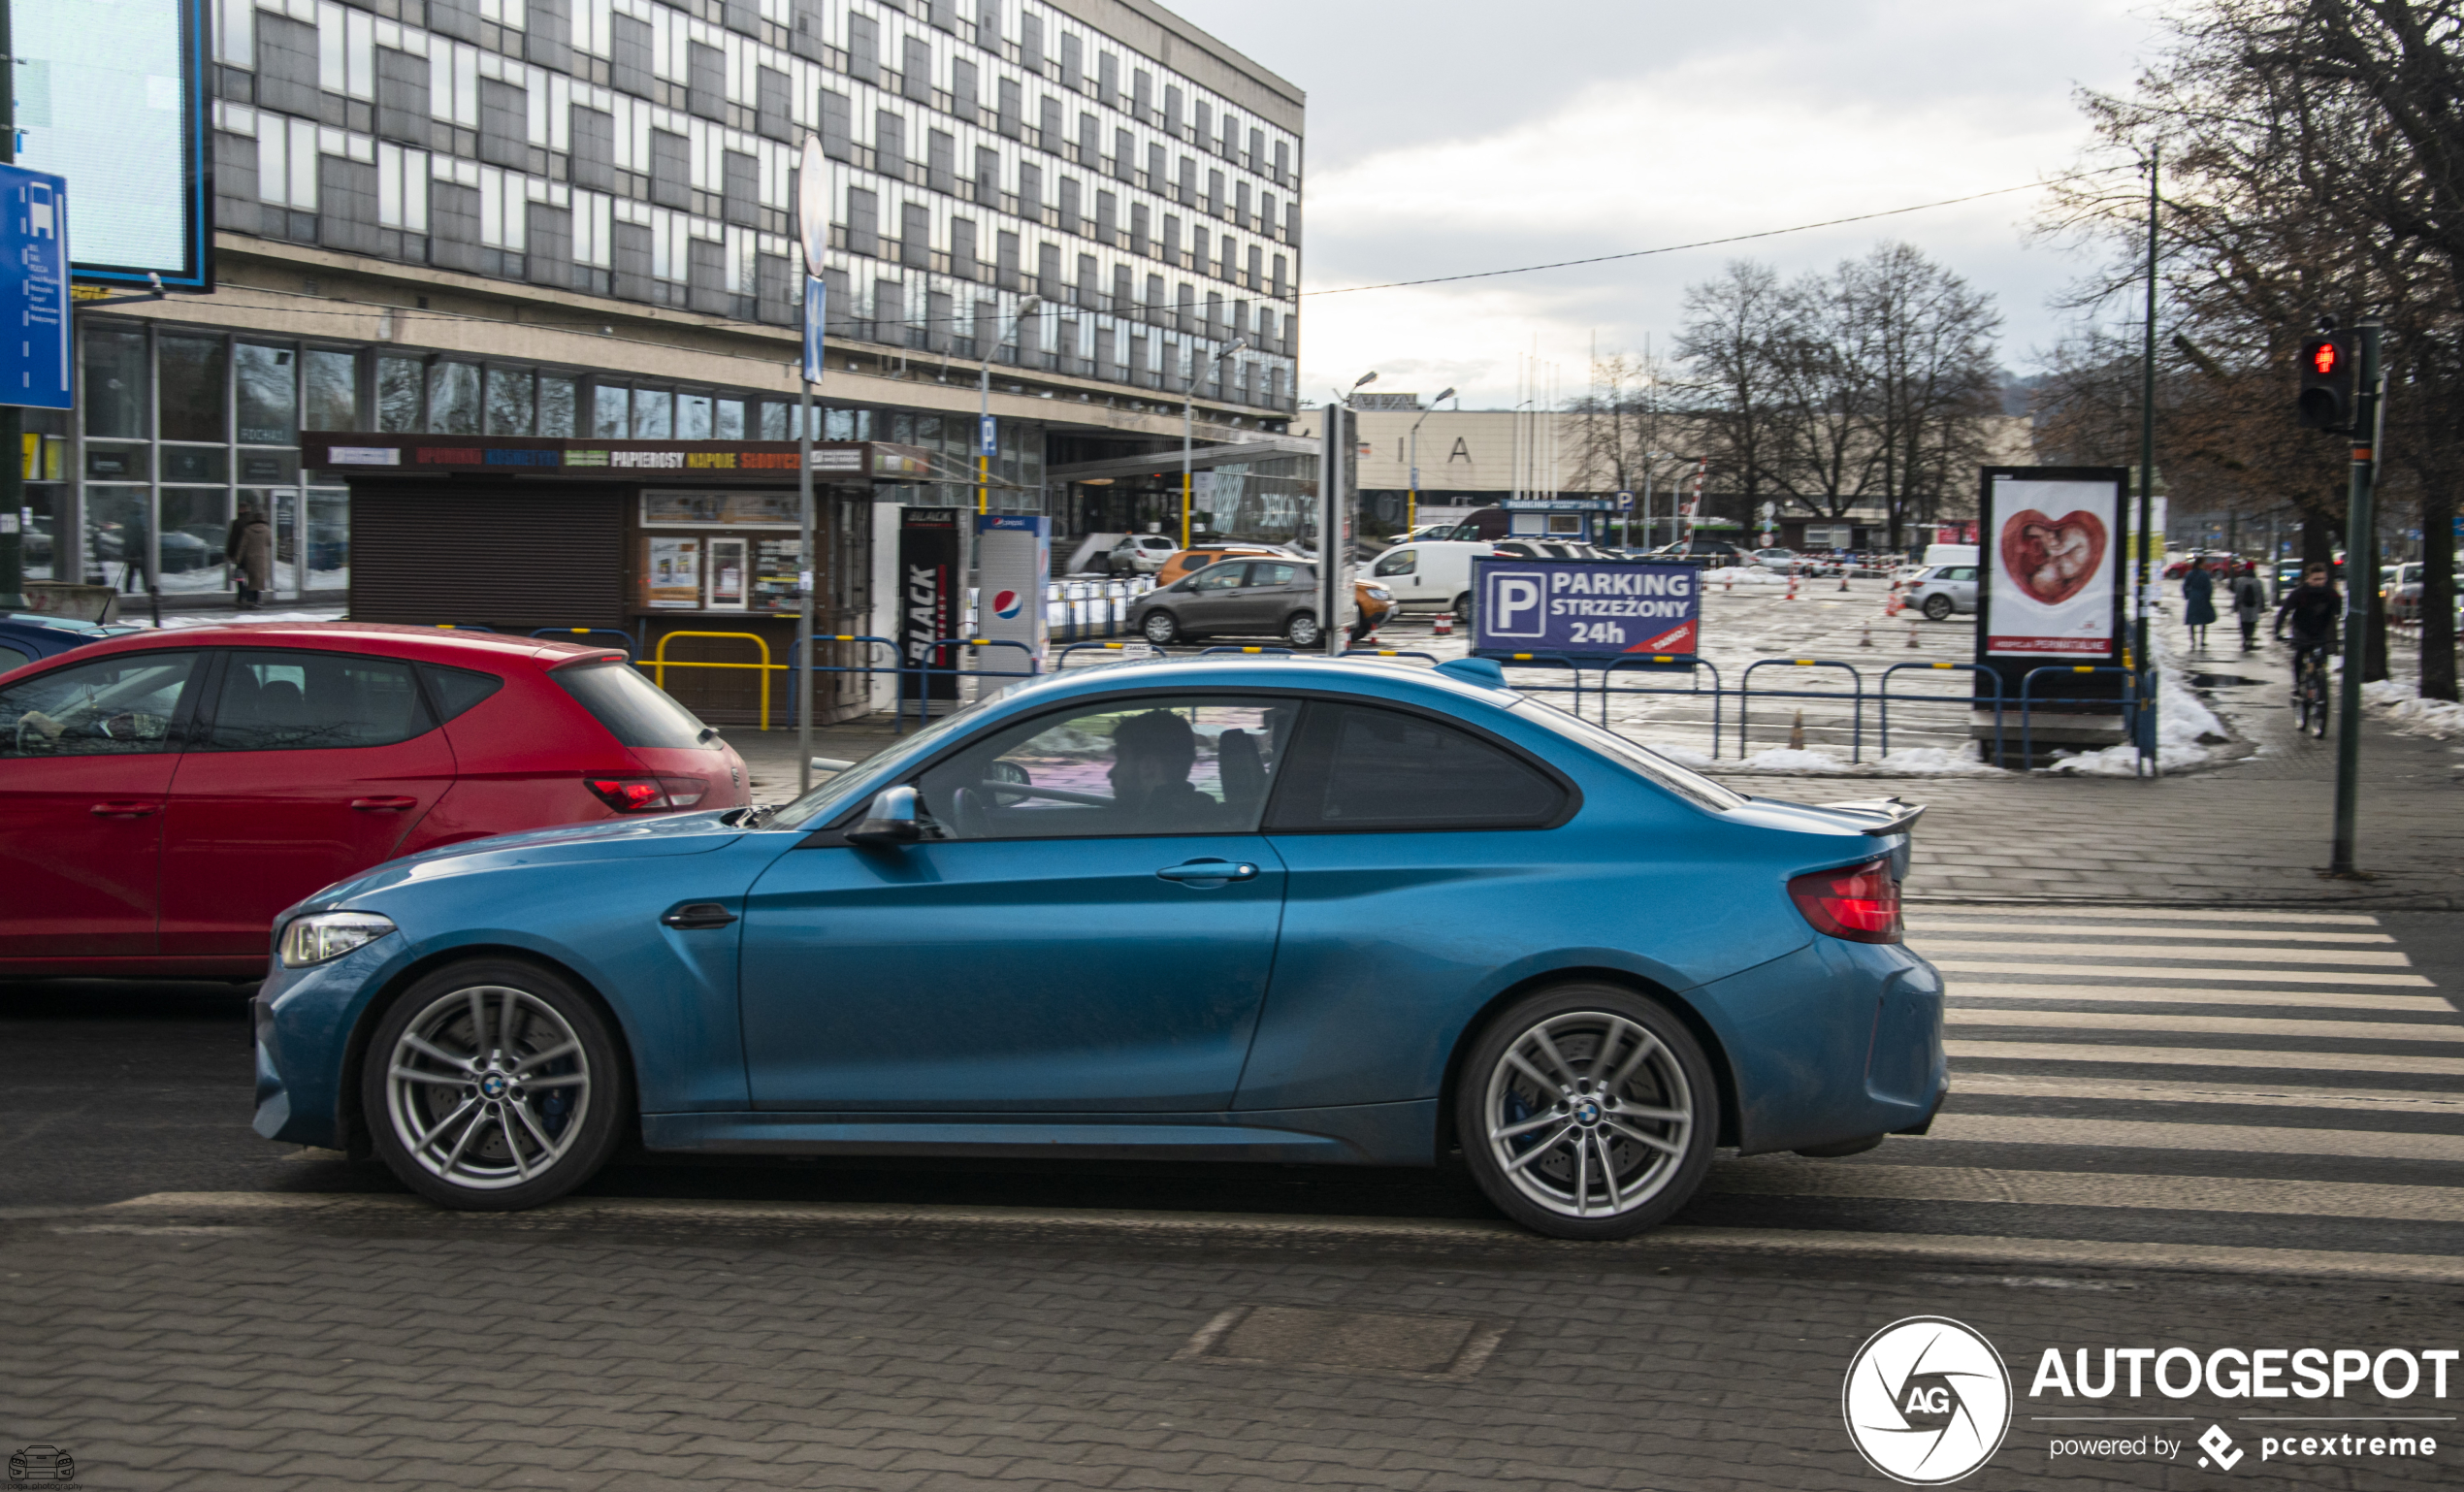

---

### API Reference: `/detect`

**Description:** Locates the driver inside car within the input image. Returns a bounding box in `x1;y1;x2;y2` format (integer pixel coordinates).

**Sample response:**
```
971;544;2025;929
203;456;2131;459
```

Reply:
1106;709;1224;831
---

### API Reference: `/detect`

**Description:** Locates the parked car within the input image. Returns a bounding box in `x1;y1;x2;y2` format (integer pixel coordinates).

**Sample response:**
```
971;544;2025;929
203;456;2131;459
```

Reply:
1647;537;1744;567
1153;542;1296;588
1365;539;1512;620
1493;539;1625;562
1106;535;1181;575
250;653;1944;1238
1905;565;1979;621
1748;547;1800;572
0;612;148;674
2386;563;2464;623
1133;560;1390;646
0;623;751;979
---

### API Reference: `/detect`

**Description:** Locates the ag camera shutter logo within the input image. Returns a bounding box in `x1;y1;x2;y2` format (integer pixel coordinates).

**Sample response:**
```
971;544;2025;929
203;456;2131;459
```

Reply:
1843;1316;2013;1484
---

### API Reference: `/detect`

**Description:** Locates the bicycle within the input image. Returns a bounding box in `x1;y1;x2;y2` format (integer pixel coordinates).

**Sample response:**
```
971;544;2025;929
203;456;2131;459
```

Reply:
2292;642;2332;738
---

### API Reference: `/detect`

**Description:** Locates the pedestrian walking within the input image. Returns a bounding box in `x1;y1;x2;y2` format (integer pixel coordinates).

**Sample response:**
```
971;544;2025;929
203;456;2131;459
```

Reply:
227;503;273;609
2230;565;2266;651
2182;559;2218;650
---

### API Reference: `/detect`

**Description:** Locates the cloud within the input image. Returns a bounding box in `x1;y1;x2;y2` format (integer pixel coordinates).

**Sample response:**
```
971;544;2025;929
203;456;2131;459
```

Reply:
1168;0;2166;407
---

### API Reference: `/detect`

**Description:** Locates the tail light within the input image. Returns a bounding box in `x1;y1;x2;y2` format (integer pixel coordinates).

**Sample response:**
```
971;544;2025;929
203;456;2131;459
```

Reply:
583;775;709;814
1789;860;1901;944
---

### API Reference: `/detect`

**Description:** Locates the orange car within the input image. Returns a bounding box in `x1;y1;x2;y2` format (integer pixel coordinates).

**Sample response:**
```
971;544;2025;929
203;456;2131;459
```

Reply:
1154;543;1290;586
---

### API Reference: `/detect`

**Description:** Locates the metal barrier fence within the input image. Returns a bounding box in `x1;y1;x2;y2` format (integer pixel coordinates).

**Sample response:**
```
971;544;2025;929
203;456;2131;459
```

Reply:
648;630;779;731
1736;658;1866;763
1592;657;1725;756
1878;662;2005;762
2021;665;2146;777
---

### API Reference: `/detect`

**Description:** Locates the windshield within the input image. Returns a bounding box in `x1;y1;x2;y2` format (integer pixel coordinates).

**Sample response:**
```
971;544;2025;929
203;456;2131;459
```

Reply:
764;692;1008;828
553;661;712;749
1509;697;1746;812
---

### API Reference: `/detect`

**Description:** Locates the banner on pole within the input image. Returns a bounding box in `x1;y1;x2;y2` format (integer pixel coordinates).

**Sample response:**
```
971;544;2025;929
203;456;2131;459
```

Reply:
801;276;827;386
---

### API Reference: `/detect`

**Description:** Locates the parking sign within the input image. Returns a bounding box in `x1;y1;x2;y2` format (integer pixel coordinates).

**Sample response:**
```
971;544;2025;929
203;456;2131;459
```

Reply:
1471;557;1701;660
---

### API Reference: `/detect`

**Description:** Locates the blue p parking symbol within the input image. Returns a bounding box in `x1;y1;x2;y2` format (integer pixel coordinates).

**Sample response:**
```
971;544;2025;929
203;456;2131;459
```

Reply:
1486;571;1546;638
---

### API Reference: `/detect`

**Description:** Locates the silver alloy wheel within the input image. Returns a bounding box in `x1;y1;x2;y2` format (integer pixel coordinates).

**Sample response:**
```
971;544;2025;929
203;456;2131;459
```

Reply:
1286;612;1321;647
383;984;594;1191
1143;610;1178;645
1481;1009;1695;1219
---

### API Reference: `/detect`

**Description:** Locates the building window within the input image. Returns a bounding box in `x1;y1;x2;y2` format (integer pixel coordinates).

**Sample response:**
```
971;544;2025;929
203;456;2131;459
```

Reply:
159;336;228;443
901;37;932;104
427;362;482;434
83;327;150;439
593;382;630;438
302;349;360;431
235;343;299;445
485;367;535;435
377;356;424;432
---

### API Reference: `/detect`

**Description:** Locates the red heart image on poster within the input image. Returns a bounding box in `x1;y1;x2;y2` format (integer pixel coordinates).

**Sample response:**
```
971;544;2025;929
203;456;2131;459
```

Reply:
1998;509;2107;606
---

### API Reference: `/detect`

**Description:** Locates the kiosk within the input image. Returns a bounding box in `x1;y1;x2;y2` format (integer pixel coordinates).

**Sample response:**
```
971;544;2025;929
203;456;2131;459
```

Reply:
303;434;938;728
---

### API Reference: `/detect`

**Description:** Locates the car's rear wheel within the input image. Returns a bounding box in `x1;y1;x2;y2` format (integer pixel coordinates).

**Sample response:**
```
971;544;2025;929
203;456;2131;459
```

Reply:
1285;611;1322;648
1141;609;1180;646
1451;592;1473;622
1456;985;1717;1240
364;958;628;1211
1922;594;1954;621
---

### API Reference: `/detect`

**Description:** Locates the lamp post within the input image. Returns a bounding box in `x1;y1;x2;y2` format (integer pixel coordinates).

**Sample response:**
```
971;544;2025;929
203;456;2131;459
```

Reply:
1313;372;1378;658
1180;339;1247;548
978;295;1040;521
1406;387;1456;536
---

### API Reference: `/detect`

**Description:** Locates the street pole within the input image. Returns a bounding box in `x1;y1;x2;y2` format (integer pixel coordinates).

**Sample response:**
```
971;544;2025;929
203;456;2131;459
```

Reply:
1642;454;1658;552
2135;148;2159;773
795;377;814;796
2331;318;2383;876
0;0;23;612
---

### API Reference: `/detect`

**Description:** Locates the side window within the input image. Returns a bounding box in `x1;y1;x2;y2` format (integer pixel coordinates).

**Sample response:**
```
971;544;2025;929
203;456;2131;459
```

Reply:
1189;563;1248;593
1949;568;1977;582
912;695;1300;841
0;651;199;758
206;649;432;752
0;645;29;673
421;663;506;723
1372;548;1416;577
1249;563;1298;587
1265;702;1568;832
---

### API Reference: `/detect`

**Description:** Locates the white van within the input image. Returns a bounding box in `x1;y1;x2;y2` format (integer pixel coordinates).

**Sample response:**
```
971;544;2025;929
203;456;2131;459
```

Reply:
1366;538;1505;619
1922;543;1979;569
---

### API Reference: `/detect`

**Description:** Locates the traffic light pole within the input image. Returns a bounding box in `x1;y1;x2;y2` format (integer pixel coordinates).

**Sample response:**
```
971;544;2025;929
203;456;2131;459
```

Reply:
0;0;24;612
2330;319;2382;876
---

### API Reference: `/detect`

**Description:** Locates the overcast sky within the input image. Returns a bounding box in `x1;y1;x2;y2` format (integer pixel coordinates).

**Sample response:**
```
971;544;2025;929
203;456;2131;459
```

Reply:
1168;0;2171;410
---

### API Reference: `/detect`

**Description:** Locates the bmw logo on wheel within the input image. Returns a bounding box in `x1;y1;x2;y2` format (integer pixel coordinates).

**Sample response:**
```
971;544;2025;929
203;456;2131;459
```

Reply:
991;589;1022;620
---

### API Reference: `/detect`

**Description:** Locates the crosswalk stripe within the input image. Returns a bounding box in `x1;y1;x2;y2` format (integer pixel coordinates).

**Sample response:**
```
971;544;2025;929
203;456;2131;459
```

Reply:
1934;958;2435;987
1953;984;2447;1013
1955;1073;2464;1114
1927;1113;2464;1161
1946;1039;2464;1077
1912;906;2383;926
1922;939;2414;966
1906;922;2397;945
1710;1161;2464;1222
1945;1008;2464;1043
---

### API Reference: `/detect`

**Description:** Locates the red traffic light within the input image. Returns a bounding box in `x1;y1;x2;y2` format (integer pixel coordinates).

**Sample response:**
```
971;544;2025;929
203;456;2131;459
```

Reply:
2297;333;2356;431
2311;341;2340;375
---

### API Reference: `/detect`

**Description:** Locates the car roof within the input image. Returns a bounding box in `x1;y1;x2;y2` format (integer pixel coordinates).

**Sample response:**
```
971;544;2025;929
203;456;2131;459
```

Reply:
58;621;621;669
995;654;1516;717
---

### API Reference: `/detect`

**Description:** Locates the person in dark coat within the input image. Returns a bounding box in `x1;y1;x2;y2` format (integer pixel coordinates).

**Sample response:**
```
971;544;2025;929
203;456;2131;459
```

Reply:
2230;566;2267;651
2182;559;2219;649
226;504;274;609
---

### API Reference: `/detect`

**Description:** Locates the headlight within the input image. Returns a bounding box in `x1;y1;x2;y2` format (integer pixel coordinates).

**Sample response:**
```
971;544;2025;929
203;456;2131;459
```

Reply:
1366;587;1392;600
278;911;399;967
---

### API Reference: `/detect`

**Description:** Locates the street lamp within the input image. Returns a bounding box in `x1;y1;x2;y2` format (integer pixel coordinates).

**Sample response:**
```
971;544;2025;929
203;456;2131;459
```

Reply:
1181;339;1248;548
1407;387;1456;535
977;294;1040;519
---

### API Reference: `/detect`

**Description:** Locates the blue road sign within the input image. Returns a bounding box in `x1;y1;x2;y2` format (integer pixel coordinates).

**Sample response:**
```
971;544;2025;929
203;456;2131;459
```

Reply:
980;414;996;456
1615;489;1635;511
800;275;826;385
0;165;71;410
1471;557;1701;660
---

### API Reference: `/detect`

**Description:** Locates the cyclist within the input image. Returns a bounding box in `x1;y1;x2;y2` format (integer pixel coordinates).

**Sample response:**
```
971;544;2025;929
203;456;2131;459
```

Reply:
2272;562;2342;697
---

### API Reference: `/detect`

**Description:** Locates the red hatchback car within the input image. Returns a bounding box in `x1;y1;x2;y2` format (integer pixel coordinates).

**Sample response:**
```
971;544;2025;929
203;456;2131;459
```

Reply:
0;623;751;978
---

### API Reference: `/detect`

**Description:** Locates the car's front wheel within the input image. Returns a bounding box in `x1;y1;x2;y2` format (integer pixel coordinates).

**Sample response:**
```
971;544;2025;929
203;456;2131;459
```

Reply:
1451;592;1473;622
1456;985;1717;1239
1141;609;1180;646
1285;611;1322;648
364;958;629;1211
1922;594;1954;621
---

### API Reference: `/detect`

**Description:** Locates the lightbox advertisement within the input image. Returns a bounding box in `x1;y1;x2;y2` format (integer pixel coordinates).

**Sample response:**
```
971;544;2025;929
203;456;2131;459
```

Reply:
1980;471;2125;661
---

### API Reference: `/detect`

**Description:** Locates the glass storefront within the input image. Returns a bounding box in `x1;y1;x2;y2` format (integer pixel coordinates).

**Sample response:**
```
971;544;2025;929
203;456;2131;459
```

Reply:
62;319;1050;602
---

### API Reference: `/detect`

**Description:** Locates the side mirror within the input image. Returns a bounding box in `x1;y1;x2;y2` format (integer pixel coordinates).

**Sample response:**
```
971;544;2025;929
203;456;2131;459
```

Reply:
846;785;924;847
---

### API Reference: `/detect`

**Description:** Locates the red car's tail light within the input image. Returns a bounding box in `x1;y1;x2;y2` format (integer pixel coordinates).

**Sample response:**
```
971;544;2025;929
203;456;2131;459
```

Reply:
1788;860;1901;944
583;775;708;814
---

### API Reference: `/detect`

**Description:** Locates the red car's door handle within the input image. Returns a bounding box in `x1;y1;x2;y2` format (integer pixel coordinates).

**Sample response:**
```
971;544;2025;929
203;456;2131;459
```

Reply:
350;796;420;811
89;801;160;819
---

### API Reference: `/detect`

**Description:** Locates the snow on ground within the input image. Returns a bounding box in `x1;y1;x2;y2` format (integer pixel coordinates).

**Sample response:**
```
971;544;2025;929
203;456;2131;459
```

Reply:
1659;742;2005;777
2362;677;2464;739
2044;626;2226;776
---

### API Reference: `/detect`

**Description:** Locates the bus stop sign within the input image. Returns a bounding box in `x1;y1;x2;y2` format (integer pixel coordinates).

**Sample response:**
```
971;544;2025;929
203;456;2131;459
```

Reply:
0;164;71;410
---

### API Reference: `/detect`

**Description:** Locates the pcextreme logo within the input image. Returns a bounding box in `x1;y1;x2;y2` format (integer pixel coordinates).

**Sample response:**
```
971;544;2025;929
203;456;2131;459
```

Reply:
1843;1316;2015;1484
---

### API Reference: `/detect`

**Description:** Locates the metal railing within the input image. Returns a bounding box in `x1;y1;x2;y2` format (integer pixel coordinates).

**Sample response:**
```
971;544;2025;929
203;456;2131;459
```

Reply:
1878;662;2004;762
1593;656;1726;756
648;630;778;731
2020;665;2146;776
1736;658;1866;763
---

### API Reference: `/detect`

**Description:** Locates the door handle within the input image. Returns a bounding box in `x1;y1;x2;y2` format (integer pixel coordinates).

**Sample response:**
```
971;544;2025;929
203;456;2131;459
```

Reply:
661;901;739;929
89;801;160;819
1154;859;1260;884
350;796;420;811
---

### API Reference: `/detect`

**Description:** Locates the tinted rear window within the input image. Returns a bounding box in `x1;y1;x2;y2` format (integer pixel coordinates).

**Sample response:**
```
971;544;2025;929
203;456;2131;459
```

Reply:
422;663;506;723
554;662;712;749
1265;702;1566;831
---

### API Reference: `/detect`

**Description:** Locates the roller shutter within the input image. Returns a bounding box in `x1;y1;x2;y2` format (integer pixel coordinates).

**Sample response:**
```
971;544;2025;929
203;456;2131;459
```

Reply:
349;483;629;631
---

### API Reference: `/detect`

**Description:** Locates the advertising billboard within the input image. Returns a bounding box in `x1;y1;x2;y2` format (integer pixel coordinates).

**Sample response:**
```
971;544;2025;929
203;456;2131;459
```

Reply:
18;0;211;290
1471;558;1701;661
897;508;962;701
975;513;1049;665
1978;470;2127;662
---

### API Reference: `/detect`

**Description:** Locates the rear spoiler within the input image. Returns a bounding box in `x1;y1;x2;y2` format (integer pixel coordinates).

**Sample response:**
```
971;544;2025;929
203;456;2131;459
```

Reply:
1814;797;1927;836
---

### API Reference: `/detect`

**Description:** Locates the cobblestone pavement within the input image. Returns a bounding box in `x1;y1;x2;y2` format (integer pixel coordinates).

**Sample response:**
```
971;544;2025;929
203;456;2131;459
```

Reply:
5;1206;2459;1491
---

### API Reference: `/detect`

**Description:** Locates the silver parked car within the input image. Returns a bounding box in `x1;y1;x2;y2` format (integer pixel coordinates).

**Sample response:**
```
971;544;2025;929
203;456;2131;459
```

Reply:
1906;565;1979;620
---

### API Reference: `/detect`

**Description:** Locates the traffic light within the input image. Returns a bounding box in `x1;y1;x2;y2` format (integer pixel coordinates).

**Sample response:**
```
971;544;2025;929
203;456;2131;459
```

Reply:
2298;331;2356;430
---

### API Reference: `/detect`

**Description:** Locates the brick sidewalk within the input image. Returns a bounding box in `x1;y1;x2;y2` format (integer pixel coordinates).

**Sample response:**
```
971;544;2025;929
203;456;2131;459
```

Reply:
3;1211;2451;1491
